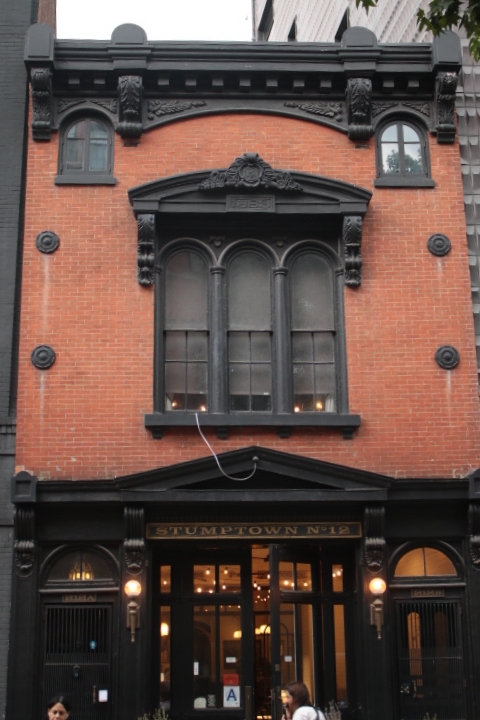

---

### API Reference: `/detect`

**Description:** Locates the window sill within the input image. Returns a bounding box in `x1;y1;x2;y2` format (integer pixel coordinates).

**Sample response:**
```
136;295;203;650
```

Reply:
55;175;117;185
145;412;361;439
374;176;435;188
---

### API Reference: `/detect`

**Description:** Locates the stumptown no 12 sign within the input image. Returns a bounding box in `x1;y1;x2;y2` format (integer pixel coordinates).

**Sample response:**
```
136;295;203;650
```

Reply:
146;522;361;540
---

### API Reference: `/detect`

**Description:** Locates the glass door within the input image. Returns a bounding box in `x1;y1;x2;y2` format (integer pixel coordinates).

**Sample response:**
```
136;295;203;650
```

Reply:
153;547;254;720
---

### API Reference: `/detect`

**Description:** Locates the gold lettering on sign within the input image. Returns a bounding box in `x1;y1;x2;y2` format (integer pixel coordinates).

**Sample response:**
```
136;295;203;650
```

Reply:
62;594;97;603
147;522;361;539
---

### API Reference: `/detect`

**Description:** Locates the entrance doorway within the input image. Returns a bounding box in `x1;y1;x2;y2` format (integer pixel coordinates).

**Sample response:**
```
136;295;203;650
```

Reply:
152;543;355;720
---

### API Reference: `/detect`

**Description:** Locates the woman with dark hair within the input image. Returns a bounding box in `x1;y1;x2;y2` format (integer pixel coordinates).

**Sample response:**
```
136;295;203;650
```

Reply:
46;696;71;720
282;681;325;720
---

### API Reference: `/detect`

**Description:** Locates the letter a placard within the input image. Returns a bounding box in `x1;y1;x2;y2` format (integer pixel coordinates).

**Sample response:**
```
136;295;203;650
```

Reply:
223;686;240;707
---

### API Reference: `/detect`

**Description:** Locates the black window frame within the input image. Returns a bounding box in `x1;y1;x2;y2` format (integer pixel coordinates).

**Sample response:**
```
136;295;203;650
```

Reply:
374;118;435;188
55;114;117;185
150;234;353;438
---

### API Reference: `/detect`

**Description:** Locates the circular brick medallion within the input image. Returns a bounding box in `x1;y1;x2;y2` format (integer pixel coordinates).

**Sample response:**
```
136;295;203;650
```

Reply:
31;345;56;369
427;233;451;257
36;230;60;254
435;345;459;370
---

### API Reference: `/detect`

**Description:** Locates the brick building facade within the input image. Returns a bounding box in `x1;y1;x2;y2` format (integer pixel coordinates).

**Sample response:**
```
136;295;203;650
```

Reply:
7;21;480;720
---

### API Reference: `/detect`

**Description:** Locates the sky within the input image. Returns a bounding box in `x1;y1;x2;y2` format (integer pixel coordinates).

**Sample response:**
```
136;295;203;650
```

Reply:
56;0;253;41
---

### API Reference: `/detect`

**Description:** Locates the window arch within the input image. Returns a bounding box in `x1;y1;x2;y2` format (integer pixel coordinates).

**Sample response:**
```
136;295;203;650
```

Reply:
375;119;434;187
56;116;116;185
394;546;458;578
42;546;118;587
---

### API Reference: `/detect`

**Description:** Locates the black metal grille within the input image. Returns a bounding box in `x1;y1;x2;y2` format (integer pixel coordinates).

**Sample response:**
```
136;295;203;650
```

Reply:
396;601;466;720
43;606;112;720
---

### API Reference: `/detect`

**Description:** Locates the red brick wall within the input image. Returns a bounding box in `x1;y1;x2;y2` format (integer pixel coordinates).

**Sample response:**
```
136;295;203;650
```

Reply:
16;111;480;480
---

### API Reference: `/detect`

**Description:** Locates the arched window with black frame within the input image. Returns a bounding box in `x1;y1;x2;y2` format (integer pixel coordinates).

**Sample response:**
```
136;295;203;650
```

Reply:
375;119;434;187
56;115;116;185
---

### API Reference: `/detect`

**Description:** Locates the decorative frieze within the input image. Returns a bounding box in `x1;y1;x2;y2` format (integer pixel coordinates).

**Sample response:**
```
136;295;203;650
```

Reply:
147;99;206;119
346;78;373;141
284;101;342;122
118;75;143;138
363;506;386;572
124;507;145;574
199;152;303;192
137;214;155;286
31;68;53;141
435;72;458;143
343;216;363;288
14;507;35;578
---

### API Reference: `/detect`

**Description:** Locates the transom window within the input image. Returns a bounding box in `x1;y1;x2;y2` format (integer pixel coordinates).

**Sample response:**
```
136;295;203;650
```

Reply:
56;116;116;185
161;242;341;426
375;120;434;187
394;547;457;577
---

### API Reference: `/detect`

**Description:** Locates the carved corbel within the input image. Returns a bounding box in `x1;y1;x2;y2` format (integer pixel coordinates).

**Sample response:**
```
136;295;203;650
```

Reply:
346;78;373;141
14;507;36;577
364;506;386;572
469;503;480;569
435;71;458;143
124;506;145;575
31;67;52;141
343;216;363;288
117;75;143;138
137;214;155;286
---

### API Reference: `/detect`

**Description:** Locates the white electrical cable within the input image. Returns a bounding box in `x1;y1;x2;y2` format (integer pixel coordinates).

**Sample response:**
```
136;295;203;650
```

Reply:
195;413;257;481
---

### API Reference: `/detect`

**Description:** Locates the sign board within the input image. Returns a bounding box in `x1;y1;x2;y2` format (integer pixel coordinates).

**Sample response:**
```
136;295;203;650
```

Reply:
224;674;239;685
147;522;361;540
223;686;240;708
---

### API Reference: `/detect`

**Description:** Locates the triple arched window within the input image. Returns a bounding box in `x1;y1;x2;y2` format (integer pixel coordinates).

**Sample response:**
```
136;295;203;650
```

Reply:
375;120;434;187
56;116;116;184
160;243;342;424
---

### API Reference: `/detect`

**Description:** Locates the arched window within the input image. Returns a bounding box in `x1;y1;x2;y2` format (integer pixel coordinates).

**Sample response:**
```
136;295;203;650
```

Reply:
394;547;457;577
158;241;344;432
44;549;116;586
291;252;336;413
56;117;116;185
164;250;209;413
375;120;434;187
228;252;272;412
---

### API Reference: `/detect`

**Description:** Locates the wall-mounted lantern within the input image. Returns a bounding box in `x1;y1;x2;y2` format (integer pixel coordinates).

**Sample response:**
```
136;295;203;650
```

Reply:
124;579;142;643
369;577;387;639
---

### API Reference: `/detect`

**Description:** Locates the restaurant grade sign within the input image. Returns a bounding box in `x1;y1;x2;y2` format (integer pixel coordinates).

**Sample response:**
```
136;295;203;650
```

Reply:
147;521;361;540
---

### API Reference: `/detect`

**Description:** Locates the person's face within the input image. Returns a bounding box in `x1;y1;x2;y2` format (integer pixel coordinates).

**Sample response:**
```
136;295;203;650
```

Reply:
284;691;293;707
48;703;70;720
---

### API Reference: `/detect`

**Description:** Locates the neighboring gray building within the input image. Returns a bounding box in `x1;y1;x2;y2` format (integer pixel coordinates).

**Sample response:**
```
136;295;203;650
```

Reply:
0;0;46;716
253;0;480;377
253;0;432;42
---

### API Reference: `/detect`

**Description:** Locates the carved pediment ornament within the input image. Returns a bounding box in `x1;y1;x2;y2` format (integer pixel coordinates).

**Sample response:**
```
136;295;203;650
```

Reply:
346;78;373;141
435;71;458;143
14;507;36;578
363;506;386;572
124;507;145;574
31;67;53;141
343;216;363;288
118;75;143;138
469;503;480;569
284;101;343;122
199;153;303;192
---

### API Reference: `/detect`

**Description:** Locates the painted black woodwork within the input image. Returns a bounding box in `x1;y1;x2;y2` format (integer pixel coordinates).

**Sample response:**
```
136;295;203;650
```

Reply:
124;507;145;574
199;153;303;192
435;71;458;143
363;506;386;572
24;25;462;144
137;214;155;286
14;506;35;577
